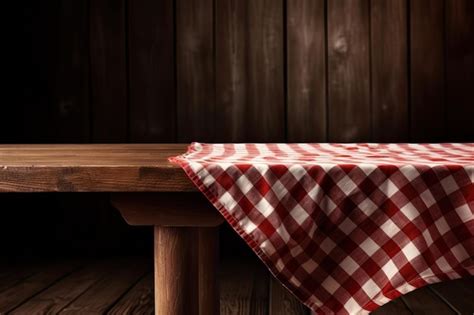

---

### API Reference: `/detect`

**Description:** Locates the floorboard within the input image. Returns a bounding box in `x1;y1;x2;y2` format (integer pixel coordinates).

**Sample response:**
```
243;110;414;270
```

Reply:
400;285;456;315
0;260;81;313
59;258;149;314
371;297;412;315
11;260;117;314
107;273;154;315
430;277;474;315
0;257;472;315
0;261;41;293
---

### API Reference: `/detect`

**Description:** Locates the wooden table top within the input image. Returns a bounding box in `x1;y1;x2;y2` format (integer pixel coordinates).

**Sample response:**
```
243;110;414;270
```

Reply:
0;144;196;192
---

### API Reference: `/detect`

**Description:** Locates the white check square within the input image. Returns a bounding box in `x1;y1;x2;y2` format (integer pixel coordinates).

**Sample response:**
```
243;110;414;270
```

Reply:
400;203;419;221
440;175;458;195
255;198;273;217
381;260;398;279
402;242;420;261
399;165;419;181
362;279;381;299
219;191;238;212
450;243;469;262
380;219;400;238
290;205;310;225
420;189;436;208
302;259;318;274
322;276;340;294
271;180;288;200
358;198;378;215
455;204;473;223
434;217;450;236
360;238;379;256
276;225;291;243
383;179;399;198
235;175;253;194
337;176;357;195
340;256;359;275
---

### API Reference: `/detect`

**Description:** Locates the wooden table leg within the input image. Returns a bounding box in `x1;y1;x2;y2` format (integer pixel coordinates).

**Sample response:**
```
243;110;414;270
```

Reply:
154;226;219;315
112;193;223;315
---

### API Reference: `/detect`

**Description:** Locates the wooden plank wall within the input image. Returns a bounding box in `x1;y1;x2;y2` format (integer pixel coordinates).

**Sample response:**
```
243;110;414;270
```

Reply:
3;0;473;144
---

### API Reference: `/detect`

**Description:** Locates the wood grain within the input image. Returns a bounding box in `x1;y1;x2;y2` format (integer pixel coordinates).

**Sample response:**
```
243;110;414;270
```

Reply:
370;0;409;142
176;0;214;142
10;261;112;314
445;0;474;141
154;227;199;315
129;0;176;142
7;1;56;143
107;273;154;315
327;0;371;142
111;192;223;226
410;0;445;141
51;0;90;142
198;227;220;315
0;261;81;313
270;277;308;315
0;144;195;192
215;0;285;142
400;285;455;315
60;258;150;314
287;0;326;142
371;298;411;315
0;257;471;315
430;277;474;314
0;261;43;293
89;0;127;142
220;258;269;315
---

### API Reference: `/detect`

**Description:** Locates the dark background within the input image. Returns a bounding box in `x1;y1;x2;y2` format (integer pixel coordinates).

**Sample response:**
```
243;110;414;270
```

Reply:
0;0;472;262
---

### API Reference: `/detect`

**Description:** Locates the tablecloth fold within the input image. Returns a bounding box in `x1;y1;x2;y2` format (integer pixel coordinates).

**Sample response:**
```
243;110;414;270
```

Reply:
170;143;474;314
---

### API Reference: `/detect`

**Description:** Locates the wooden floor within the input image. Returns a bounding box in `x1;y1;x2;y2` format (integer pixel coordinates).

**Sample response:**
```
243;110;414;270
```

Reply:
0;256;472;314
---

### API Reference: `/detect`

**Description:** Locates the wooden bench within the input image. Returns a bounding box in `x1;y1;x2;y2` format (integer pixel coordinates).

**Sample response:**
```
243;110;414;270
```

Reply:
0;144;223;315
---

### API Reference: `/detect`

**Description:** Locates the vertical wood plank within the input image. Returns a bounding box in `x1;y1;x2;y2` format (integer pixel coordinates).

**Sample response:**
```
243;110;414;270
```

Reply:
51;0;90;142
269;277;308;315
327;0;371;142
220;258;269;315
89;0;129;249
287;0;326;142
129;0;175;142
177;0;214;142
8;1;56;143
370;0;408;142
445;0;474;141
215;0;285;142
410;0;445;141
90;0;128;142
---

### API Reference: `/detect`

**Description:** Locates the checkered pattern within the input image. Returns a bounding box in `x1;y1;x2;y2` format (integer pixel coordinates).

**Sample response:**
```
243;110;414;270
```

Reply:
170;143;474;315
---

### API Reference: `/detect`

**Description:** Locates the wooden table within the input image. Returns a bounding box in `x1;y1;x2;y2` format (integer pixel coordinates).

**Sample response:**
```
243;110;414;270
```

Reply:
0;144;223;315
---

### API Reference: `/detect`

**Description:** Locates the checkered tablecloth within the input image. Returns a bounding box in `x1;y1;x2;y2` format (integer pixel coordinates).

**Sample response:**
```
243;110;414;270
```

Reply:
170;143;474;315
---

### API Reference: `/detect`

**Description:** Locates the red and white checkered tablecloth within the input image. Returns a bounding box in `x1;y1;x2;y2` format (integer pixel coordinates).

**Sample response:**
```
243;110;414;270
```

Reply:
170;143;474;315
